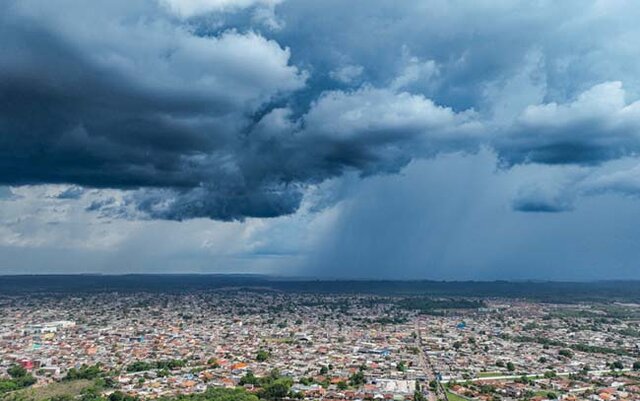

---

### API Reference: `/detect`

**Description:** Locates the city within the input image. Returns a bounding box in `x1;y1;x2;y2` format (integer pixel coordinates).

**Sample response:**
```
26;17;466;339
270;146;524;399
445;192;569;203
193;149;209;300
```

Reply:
2;286;640;401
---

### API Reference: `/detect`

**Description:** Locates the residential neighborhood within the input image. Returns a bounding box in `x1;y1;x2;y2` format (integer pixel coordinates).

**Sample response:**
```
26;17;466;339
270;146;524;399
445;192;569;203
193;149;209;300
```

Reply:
2;291;640;401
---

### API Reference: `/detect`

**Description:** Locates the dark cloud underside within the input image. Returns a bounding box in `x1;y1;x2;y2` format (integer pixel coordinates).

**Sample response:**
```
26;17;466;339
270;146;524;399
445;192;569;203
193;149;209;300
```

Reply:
2;0;640;221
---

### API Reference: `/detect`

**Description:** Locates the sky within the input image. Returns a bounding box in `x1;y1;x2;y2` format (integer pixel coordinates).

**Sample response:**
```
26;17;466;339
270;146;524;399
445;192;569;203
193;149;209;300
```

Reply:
2;0;640;279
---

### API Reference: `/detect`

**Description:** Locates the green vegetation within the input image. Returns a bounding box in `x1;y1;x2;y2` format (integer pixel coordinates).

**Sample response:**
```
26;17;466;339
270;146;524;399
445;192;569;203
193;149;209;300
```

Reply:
256;350;270;362
65;364;103;381
6;366;27;379
477;372;503;378
107;392;138;401
126;359;186;373
1;364;37;395
397;298;485;315
559;349;573;358
2;380;94;401
414;381;427;401
513;336;627;356
238;370;293;400
159;388;258;401
349;371;365;386
549;305;640;320
370;316;409;324
446;391;469;401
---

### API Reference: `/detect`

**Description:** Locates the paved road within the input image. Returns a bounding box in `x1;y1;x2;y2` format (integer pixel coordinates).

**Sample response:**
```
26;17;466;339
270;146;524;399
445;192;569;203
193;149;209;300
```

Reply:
415;319;448;401
440;368;632;384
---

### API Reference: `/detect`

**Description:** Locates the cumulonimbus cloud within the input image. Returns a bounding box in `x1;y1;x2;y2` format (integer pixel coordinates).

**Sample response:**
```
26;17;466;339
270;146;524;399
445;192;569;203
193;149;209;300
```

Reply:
3;0;640;220
497;82;640;166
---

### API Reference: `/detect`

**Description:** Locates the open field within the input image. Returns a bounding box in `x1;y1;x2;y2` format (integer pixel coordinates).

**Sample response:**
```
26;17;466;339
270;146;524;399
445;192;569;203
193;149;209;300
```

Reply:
2;380;93;401
446;391;470;401
476;372;503;378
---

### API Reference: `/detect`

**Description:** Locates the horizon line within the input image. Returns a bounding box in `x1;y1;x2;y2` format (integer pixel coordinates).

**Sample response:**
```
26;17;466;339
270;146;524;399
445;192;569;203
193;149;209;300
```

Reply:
0;273;637;283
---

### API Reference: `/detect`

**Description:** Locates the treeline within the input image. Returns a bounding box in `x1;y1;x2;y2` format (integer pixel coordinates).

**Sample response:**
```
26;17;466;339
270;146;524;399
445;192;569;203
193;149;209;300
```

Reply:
6;275;640;304
126;360;186;373
511;335;628;356
159;388;258;401
397;297;486;314
65;364;104;381
238;370;293;400
0;364;36;394
96;387;259;401
368;316;409;324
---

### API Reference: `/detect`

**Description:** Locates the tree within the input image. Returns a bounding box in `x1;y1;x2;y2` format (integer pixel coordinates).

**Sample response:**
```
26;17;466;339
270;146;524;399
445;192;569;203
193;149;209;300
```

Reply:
65;364;102;381
559;349;573;359
126;361;152;372
108;392;138;401
633;361;640;371
50;395;74;401
506;362;515;372
0;380;19;394
15;374;36;387
414;380;427;401
479;384;495;394
2;364;36;394
239;372;259;386
205;387;260;401
299;377;313;386
349;371;365;386
260;378;293;400
256;350;270;362
611;361;624;370
7;364;27;378
337;381;348;390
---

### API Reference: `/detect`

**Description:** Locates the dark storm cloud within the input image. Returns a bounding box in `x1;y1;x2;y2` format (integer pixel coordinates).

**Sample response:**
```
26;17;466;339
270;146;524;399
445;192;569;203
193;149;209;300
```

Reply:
3;0;640;220
496;82;640;167
0;0;309;220
0;0;482;220
511;197;573;213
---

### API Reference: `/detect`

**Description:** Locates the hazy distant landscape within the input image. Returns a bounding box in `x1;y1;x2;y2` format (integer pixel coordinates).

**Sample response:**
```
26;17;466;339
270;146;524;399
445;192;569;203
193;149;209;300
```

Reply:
1;275;640;302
